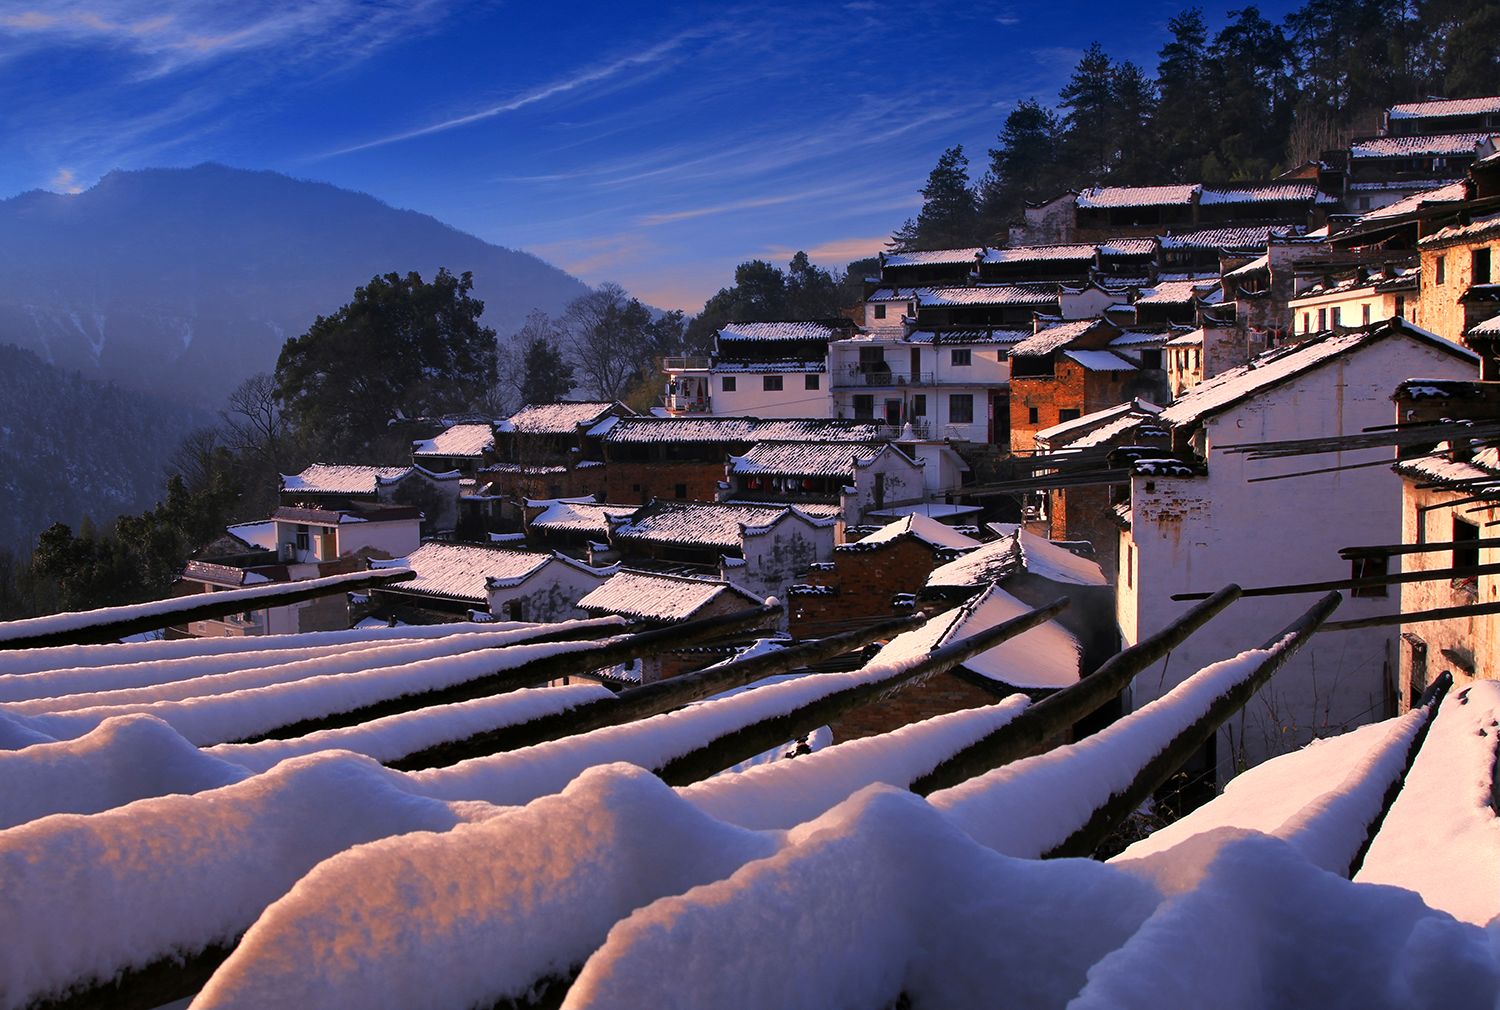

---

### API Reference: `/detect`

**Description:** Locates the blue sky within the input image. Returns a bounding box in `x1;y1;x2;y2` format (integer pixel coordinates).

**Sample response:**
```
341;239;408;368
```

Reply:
1;0;1300;313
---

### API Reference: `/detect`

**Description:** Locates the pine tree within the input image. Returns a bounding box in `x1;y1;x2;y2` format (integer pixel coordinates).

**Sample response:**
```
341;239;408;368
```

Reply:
892;145;977;250
518;335;575;405
978;100;1063;239
1109;62;1158;182
1207;7;1296;179
1059;43;1117;181
1154;7;1212;180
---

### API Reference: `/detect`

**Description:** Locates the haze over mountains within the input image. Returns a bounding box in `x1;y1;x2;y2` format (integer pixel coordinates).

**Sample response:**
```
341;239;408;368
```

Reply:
0;164;594;408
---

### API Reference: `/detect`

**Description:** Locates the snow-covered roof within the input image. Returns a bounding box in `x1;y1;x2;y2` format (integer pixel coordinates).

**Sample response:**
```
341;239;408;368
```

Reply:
1224;254;1270;278
1393;445;1500;498
883;248;983;267
1077;184;1199;209
411;424;494;458
1354;180;1469;224
864;285;1060;308
1351;133;1492;158
929;582;1080;690
504;402;620;435
1033;397;1162;446
380;542;553;603
717;321;850;342
1199;183;1330;205
981;244;1098;264
1064;349;1136;372
986;524;1109;586
1159;322;1479;429
526;499;638;535
1388;97;1500;120
280;464;411;495
1159;226;1276;251
181;560;275;589
1166;330;1204;347
729;441;900;479
224;521;277;551
600;416;883;445
1418;211;1500;248
856;514;981;552
1109;330;1171;348
865;501;983;520
711;359;826;373
926;525;1106;590
904;329;1028;345
1469;314;1500;337
577;569;760;622
1011;318;1104;357
1099;237;1159;256
613;500;828;550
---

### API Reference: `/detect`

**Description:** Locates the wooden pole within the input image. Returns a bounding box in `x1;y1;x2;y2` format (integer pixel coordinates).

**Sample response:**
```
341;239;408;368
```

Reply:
911;585;1242;795
1339;537;1500;558
231;604;781;743
652;597;1071;786
388;613;928;770
0;569;418;650
1317;598;1500;632
1040;591;1342;859
1171;561;1500;601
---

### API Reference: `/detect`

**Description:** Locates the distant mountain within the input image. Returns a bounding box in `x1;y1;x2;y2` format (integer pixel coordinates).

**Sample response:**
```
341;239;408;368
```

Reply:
0;344;208;554
0;164;593;407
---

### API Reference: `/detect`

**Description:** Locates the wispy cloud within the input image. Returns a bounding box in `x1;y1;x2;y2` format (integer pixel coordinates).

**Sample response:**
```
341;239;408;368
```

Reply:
638;190;818;227
47;167;83;193
761;234;892;264
320;27;708;158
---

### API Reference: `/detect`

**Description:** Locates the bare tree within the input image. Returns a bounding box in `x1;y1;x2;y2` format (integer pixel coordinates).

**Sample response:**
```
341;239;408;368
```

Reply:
563;283;651;400
221;373;286;470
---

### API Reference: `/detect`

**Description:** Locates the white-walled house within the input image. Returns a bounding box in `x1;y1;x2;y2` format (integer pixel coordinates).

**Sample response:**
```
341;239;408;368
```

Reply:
1288;266;1417;336
280;463;463;534
364;541;615;623
1115;320;1479;778
725;441;928;524
663;321;847;419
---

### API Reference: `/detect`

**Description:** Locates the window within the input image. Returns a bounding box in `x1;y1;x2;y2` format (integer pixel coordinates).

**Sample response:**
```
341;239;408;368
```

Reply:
874;304;887;320
853;394;874;419
1435;255;1446;284
805;374;820;390
1302;312;1311;333
1362;304;1371;326
949;393;974;424
912;394;927;416
722;376;737;392
1126;543;1133;588
1475;247;1492;284
1317;308;1327;330
1058;408;1081;423
506;599;525;622
1140;349;1162;370
1028;406;1039;424
1331;306;1341;327
294;524;309;553
1395;295;1406;319
674;483;687;499
1454;518;1480;569
1350;555;1389;598
950;348;971;366
763;375;783;391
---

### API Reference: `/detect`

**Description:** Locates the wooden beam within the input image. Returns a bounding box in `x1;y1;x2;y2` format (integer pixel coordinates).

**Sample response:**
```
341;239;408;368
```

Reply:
911;585;1242;796
1339;537;1500;558
231;604;781;744
1171;562;1500;601
1041;591;1342;859
1317;598;1500;632
388;614;927;770
0;569;418;650
652;597;1071;786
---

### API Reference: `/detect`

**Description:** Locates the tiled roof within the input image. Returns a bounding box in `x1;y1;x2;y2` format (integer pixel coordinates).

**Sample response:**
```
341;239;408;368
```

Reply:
526;499;638;535
1065;349;1136;371
865;285;1060;307
1011;318;1104;357
1109;330;1172;347
613;500;822;550
1388;97;1500;119
412;423;494;458
729;441;893;478
1136;279;1219;305
578;569;760;621
281;464;410;495
382;542;552;603
1351;133;1492;158
504;401;620;435
1418;212;1500;248
1159;322;1477;428
1225;254;1270;279
181;561;275;588
1077;184;1199;209
1199;183;1331;205
712;359;826;373
858;513;979;551
1469;314;1500;337
981;244;1098;264
904;329;1029;345
883;248;983;267
601;416;883;445
1159;226;1276;251
1393;445;1500;498
1099;237;1159;256
1354;180;1469;224
717;320;852;342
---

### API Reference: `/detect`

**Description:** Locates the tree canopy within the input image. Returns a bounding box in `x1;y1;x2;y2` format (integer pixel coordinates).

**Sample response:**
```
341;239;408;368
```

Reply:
275;268;498;460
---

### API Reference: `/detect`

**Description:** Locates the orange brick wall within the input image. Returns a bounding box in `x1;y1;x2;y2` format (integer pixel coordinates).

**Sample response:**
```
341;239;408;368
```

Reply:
788;537;945;636
1010;361;1136;453
827;671;1004;741
603;461;725;505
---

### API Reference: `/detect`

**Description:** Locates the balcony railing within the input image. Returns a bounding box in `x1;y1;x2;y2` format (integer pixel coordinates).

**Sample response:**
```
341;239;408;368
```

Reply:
662;356;712;372
833;366;936;388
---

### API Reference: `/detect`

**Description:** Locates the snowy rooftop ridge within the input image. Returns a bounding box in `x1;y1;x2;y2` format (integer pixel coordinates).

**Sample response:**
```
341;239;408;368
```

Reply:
376;542;556;603
1351;132;1493;158
503;401;622;435
729;441;895;479
716;320;851;342
577;568;760;622
1388;96;1500;119
412;423;494;458
280;463;413;495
